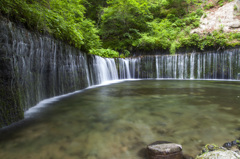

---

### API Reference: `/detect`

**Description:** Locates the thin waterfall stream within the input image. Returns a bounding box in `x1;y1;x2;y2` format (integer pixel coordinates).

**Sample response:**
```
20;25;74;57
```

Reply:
117;51;240;79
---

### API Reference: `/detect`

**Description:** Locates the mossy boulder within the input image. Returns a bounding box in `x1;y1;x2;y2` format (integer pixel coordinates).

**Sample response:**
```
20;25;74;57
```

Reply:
195;144;240;159
195;150;240;159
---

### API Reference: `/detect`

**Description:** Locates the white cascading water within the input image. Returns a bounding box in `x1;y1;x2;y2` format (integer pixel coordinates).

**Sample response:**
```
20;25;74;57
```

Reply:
12;40;240;113
178;55;184;79
197;54;201;79
130;58;137;78
117;50;240;80
229;52;232;79
184;55;189;78
1;20;240;126
156;56;159;78
212;53;217;79
190;53;195;79
203;54;206;79
118;59;131;79
88;56;119;85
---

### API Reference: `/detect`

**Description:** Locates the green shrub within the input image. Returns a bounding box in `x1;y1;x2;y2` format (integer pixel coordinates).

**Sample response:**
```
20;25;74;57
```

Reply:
234;5;238;11
1;0;239;57
89;49;119;58
0;0;102;53
204;2;214;10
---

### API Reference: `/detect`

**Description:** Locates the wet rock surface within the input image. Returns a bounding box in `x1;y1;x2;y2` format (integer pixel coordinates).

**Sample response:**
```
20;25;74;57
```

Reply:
147;141;184;159
196;142;240;159
196;150;240;159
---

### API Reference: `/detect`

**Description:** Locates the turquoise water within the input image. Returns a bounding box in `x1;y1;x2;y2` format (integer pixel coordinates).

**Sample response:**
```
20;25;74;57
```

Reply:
0;80;240;159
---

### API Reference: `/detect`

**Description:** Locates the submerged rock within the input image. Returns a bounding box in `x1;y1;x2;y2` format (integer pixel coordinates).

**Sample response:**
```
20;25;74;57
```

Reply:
147;141;184;159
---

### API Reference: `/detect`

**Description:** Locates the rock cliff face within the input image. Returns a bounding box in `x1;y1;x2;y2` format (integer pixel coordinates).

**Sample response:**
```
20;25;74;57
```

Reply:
192;0;240;33
0;36;23;126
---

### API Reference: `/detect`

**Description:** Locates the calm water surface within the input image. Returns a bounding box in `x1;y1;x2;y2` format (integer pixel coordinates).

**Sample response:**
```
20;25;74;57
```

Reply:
0;80;240;159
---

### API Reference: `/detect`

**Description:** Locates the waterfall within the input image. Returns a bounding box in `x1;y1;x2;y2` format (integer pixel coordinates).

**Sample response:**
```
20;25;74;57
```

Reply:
190;53;195;79
118;59;131;79
117;51;240;80
88;56;118;85
1;20;240;127
156;56;159;78
178;55;184;79
7;32;92;110
0;21;119;127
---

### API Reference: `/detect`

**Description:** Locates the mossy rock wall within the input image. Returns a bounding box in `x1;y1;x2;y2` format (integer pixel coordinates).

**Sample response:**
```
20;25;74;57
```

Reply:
0;19;91;128
0;52;23;127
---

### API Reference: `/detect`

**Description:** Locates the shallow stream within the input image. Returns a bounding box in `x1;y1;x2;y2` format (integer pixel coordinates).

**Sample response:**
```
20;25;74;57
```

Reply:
0;80;240;159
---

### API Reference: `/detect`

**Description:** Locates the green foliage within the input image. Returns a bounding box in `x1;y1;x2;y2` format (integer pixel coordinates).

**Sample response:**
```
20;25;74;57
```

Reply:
82;0;107;23
89;48;119;58
178;31;230;51
98;0;207;54
170;41;177;54
237;140;240;148
1;0;240;57
46;0;102;50
218;0;234;7
234;4;238;11
100;0;153;51
0;0;102;53
123;50;130;57
136;9;202;53
204;2;214;10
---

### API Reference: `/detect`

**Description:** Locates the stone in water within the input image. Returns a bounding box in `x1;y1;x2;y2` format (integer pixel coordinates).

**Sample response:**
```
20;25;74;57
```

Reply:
147;141;184;159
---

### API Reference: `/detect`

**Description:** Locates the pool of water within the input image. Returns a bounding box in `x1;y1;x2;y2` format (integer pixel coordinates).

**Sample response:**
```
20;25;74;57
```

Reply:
0;80;240;159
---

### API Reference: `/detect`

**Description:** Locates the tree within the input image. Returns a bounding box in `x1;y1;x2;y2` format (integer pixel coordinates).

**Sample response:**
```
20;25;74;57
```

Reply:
82;0;107;25
100;0;153;51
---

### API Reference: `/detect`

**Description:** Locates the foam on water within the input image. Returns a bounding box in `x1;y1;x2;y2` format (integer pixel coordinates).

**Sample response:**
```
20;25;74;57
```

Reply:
24;79;141;118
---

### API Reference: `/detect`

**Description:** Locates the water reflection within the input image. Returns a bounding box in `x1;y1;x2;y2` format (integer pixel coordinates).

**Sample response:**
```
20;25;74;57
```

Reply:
0;80;240;159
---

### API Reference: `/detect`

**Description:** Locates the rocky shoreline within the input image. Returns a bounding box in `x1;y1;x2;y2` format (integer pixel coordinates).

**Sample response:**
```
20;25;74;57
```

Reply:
145;139;240;159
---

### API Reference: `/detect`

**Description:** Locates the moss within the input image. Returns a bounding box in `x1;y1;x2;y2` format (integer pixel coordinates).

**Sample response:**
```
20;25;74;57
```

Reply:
0;81;24;127
0;52;24;127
